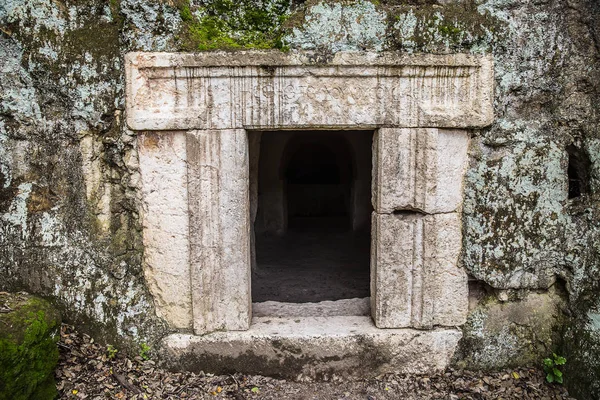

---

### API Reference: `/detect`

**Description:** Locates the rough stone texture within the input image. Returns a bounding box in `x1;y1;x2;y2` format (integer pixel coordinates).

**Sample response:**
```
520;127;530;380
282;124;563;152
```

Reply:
187;129;251;334
453;284;567;370
138;132;191;330
371;212;467;329
253;298;371;317
0;0;169;350
161;316;462;380
373;128;470;214
125;52;494;131
0;0;599;396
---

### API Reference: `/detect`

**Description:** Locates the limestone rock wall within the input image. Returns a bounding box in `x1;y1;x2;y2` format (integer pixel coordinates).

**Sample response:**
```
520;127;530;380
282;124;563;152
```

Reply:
0;0;176;348
1;0;599;397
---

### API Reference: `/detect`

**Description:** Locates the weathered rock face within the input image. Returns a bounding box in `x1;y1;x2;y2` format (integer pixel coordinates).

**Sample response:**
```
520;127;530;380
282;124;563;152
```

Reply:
453;284;567;370
1;0;599;396
0;0;170;347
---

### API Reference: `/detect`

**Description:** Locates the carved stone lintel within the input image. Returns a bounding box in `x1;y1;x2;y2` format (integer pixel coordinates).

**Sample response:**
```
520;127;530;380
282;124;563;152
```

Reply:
126;51;493;131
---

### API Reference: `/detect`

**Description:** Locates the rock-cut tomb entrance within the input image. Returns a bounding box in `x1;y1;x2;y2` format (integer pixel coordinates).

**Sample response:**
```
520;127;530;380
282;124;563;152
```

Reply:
126;51;494;377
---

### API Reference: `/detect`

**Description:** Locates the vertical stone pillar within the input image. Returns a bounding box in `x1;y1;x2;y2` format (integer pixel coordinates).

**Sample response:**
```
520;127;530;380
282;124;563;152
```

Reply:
187;129;251;334
138;132;193;330
371;212;466;328
371;128;469;329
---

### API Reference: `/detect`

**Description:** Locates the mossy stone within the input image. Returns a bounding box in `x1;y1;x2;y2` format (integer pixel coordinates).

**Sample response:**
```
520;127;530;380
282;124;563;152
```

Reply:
176;0;291;51
0;293;61;400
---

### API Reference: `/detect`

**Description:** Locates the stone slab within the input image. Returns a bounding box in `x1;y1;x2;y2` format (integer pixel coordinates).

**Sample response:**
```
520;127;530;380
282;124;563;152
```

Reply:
372;128;470;214
138;132;192;329
161;316;462;380
253;298;370;317
371;212;468;329
126;51;493;131
187;129;251;334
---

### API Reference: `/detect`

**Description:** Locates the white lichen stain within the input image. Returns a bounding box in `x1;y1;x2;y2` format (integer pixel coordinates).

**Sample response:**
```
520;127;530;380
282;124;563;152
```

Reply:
1;0;162;344
49;238;154;342
589;313;600;331
466;308;520;367
0;124;11;188
39;211;65;247
120;0;181;51
461;0;577;291
393;9;418;52
93;293;107;322
585;138;600;192
464;129;571;289
0;41;42;124
285;0;386;52
37;43;59;61
2;182;32;240
1;0;67;35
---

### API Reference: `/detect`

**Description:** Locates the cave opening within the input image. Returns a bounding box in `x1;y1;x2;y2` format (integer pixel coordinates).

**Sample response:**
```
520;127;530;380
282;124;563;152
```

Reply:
250;130;373;305
567;144;591;199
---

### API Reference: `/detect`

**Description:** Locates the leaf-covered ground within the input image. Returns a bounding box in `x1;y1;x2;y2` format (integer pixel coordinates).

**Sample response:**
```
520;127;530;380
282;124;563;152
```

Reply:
55;325;574;399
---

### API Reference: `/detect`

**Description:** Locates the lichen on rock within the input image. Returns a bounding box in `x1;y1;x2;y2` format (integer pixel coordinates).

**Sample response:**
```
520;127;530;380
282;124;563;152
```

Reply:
284;0;387;52
386;0;505;53
454;284;567;370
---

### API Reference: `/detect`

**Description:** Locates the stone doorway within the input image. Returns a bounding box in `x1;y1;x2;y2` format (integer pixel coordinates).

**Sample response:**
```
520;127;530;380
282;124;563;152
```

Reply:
251;130;373;304
128;51;494;376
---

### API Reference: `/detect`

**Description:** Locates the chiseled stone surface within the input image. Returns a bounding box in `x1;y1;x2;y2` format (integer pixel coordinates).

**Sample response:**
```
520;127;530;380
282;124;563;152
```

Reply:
138;132;192;330
187;129;251;334
161;316;462;379
373;128;470;214
126;52;493;131
371;212;467;329
252;298;371;317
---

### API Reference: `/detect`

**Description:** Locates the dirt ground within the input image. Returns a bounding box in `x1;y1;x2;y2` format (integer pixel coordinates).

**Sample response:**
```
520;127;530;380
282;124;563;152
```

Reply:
252;228;371;303
56;324;573;400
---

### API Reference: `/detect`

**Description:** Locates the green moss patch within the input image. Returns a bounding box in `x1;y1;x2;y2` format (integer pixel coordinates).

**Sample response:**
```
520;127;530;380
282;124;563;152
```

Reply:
176;0;291;51
0;293;61;400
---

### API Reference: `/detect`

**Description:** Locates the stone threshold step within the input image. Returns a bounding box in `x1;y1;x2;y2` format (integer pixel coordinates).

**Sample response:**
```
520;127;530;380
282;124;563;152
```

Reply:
252;298;371;317
161;316;461;380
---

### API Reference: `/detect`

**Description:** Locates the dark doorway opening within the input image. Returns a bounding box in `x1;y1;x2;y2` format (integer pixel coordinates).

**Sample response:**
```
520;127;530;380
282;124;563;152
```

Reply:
567;144;591;199
286;138;351;231
251;131;373;303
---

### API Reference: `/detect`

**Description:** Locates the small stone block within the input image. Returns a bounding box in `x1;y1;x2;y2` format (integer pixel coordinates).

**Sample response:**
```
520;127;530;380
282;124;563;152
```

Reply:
372;212;468;328
373;128;469;214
